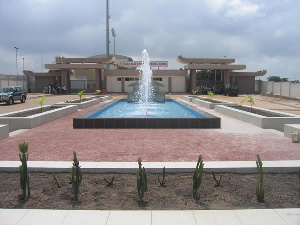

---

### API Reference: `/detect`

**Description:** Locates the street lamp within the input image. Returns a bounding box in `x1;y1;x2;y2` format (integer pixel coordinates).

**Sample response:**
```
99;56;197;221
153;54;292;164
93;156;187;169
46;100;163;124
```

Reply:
22;57;25;87
111;28;116;55
14;46;19;85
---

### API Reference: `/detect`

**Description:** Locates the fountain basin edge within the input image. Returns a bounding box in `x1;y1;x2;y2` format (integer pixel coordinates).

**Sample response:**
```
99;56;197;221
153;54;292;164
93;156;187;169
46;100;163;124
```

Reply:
73;99;221;129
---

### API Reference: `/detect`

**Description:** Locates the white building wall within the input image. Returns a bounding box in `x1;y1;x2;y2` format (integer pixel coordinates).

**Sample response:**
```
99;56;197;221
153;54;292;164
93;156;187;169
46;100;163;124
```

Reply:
156;78;168;93
291;83;300;98
267;82;273;93
171;77;185;92
281;82;290;97
273;82;281;95
107;77;122;92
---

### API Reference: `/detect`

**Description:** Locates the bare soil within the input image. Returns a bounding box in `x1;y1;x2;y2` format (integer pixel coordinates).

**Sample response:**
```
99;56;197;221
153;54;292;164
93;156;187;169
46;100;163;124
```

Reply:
0;172;299;210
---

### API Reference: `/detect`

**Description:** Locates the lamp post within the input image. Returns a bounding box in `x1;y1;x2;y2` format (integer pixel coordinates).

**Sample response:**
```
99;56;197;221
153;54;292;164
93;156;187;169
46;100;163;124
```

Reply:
111;28;116;55
14;46;19;85
22;57;25;87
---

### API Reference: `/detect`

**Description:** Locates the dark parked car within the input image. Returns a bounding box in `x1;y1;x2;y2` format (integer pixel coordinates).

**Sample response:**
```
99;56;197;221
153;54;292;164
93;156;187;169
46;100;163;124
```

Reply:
223;84;239;96
0;86;27;105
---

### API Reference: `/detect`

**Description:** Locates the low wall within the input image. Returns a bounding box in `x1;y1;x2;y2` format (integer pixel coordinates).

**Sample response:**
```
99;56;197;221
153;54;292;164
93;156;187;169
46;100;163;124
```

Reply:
215;105;300;132
284;124;300;140
192;97;238;109
0;124;9;140
0;105;78;132
54;98;100;109
258;81;300;98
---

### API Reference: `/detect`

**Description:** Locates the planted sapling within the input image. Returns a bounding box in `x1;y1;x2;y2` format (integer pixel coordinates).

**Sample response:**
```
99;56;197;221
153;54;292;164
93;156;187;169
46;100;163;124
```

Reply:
240;95;255;112
94;90;102;95
256;154;264;202
52;174;61;188
104;177;115;186
70;151;82;201
136;158;147;201
35;96;46;112
78;90;85;102
208;91;214;102
157;167;166;187
19;142;30;199
193;155;204;202
212;171;222;186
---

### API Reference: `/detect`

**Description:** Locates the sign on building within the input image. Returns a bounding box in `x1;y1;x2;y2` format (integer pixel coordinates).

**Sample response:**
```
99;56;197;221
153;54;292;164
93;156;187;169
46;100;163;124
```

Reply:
122;61;168;68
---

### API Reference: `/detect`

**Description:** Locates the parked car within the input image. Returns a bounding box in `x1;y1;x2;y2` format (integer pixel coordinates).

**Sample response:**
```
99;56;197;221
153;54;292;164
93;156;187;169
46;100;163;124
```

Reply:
0;86;27;105
223;84;239;96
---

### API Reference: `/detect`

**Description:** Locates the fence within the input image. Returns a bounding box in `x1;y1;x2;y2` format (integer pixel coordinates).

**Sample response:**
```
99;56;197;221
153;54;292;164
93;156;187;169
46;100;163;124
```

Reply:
258;80;300;99
0;74;28;91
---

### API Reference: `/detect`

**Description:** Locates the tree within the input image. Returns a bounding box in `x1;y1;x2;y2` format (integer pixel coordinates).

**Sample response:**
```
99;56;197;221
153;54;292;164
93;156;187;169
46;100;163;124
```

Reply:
267;76;289;82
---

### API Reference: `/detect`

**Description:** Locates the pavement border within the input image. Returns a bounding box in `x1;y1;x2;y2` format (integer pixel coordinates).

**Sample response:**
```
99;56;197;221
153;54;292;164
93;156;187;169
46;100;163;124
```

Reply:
0;160;299;173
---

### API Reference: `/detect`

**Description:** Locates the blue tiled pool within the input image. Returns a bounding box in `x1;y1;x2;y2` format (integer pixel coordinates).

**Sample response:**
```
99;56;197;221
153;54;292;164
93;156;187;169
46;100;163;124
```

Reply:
88;99;206;118
74;99;221;129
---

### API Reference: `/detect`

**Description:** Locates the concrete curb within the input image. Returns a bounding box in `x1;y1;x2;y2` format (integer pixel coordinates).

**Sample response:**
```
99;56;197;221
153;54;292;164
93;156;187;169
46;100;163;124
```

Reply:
1;160;299;173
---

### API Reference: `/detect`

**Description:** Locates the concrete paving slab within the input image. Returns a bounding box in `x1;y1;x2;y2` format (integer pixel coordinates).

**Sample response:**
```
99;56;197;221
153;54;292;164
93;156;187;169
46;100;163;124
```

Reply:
274;208;300;225
61;210;109;225
193;210;242;225
152;210;197;225
95;162;124;173
106;211;151;225
0;161;20;172
234;209;288;225
16;209;68;225
0;209;29;225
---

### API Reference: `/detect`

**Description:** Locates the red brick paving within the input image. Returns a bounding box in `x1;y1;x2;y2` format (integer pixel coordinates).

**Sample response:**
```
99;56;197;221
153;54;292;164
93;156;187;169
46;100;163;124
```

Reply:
0;100;299;162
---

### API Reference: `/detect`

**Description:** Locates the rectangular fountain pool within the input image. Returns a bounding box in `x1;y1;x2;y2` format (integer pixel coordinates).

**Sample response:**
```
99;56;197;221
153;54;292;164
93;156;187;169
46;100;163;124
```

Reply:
74;99;221;129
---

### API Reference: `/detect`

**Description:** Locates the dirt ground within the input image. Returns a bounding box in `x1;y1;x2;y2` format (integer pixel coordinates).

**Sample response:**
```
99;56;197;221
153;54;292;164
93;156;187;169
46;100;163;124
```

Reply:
0;172;299;210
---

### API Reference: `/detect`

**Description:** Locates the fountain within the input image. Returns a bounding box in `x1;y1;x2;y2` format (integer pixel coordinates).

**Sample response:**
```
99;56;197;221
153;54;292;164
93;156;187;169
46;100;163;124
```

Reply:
74;50;221;129
127;50;165;104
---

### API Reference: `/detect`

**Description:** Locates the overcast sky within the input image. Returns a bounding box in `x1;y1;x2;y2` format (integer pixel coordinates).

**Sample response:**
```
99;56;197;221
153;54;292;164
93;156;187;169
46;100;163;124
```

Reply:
1;0;299;81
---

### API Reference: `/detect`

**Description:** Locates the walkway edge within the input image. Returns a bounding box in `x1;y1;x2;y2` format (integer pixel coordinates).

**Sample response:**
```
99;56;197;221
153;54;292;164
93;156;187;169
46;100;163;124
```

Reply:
0;160;299;173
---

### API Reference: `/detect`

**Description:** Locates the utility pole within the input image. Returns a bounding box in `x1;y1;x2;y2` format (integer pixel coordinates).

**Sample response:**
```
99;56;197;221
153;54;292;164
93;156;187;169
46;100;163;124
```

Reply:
106;0;110;58
111;28;116;55
22;57;25;87
14;46;19;85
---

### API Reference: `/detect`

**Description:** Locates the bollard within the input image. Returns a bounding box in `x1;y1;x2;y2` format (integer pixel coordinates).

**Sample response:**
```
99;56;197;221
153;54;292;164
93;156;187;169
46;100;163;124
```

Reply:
291;131;299;143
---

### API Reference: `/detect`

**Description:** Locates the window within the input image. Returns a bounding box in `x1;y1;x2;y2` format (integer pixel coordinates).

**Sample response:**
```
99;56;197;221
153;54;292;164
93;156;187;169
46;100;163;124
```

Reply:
153;78;162;81
125;78;135;81
117;78;121;81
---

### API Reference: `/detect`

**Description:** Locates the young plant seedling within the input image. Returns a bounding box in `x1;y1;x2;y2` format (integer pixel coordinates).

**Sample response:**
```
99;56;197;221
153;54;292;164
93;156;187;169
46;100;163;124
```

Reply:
19;142;30;199
94;89;102;95
52;174;61;188
35;96;46;112
208;91;214;102
136;158;147;201
157;167;166;187
256;154;264;202
104;177;115;186
193;155;204;202
78;90;85;101
212;171;222;186
70;151;82;201
240;95;254;112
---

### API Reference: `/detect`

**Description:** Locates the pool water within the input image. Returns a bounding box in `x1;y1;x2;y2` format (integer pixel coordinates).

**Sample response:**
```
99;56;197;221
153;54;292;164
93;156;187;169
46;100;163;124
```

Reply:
89;99;206;118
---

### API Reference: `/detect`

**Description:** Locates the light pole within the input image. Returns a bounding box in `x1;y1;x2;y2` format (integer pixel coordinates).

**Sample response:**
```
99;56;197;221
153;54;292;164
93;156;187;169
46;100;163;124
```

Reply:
14;46;19;85
111;28;116;55
22;57;25;87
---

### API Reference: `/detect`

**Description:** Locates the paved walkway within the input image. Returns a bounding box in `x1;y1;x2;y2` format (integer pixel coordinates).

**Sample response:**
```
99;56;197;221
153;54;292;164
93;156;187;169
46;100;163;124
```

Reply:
1;208;299;225
0;97;299;162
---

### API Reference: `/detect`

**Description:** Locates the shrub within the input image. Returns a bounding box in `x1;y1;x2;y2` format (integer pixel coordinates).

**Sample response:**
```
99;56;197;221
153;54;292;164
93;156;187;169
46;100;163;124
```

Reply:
78;90;85;101
208;91;214;102
193;155;204;202
256;154;264;202
70;151;82;201
94;90;102;95
157;167;166;187
19;142;30;199
212;171;222;186
241;95;254;112
136;158;147;201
